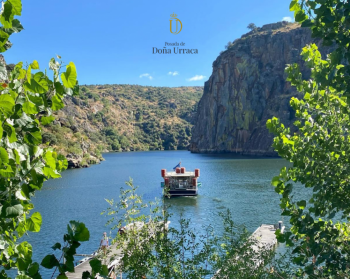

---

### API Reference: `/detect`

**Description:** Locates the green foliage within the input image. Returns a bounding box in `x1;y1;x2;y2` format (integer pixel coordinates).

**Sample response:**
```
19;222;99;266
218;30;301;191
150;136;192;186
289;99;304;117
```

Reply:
0;2;107;278
292;0;350;101
225;41;234;50
43;85;202;159
40;221;108;278
266;1;350;277
0;0;22;52
103;179;288;278
247;23;257;31
0;55;76;277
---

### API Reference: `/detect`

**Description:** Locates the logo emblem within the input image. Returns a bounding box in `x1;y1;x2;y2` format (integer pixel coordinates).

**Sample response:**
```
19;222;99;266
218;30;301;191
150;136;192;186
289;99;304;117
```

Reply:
170;13;182;35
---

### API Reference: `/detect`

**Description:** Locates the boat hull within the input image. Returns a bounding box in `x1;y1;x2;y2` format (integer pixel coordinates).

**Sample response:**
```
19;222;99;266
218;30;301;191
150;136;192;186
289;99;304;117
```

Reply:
168;189;198;196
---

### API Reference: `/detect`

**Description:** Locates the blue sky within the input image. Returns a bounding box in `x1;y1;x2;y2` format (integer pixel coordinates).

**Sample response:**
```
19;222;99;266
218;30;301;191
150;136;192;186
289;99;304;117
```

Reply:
4;0;294;87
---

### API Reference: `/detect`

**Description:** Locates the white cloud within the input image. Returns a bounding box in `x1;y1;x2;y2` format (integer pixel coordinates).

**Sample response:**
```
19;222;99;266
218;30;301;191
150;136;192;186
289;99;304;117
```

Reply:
168;71;179;76
139;73;153;80
282;16;293;22
187;75;206;81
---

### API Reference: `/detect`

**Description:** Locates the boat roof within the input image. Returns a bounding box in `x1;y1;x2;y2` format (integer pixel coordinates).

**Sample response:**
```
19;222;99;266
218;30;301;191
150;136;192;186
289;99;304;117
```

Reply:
166;171;196;177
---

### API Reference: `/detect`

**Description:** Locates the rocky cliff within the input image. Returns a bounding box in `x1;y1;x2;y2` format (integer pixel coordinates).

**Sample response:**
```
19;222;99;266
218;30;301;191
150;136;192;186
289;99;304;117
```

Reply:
190;22;329;156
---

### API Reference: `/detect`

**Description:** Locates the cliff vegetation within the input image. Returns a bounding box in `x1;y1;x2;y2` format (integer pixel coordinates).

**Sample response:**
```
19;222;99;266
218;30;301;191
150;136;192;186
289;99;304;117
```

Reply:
42;84;203;167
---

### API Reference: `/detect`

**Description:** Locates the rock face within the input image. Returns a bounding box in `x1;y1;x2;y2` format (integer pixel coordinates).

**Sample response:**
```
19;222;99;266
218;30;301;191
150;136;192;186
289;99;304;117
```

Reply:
190;22;329;156
0;54;8;82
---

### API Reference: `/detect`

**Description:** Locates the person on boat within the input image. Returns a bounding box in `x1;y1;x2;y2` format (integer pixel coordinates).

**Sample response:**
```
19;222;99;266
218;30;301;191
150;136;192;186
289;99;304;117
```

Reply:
100;232;109;255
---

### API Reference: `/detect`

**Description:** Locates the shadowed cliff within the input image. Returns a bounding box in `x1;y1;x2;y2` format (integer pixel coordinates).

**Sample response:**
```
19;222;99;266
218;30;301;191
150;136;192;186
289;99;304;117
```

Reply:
190;22;330;156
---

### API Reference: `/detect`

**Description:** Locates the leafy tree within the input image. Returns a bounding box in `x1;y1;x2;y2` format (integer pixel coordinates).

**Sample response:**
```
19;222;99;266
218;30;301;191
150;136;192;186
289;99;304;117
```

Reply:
267;0;350;277
111;139;121;151
0;1;107;278
247;23;257;31
225;41;233;50
290;0;350;100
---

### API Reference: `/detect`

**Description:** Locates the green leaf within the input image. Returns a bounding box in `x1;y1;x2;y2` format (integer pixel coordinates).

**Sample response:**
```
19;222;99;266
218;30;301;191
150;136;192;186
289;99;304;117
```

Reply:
0;30;9;47
24;72;49;94
0;1;14;28
4;203;23;217
26;65;31;84
61;62;77;88
28;262;39;276
100;265;109;276
16;221;27;237
301;19;314;27
65;260;74;272
17;258;30;271
54;82;64;95
43;167;61;178
22;101;38;114
51;94;64;110
304;93;311;100
41;254;59;269
297;200;306;210
30;60;39;70
45;151;56;170
271;176;281;187
68;221;90;242
295;11;307;22
1;19;23;34
57;154;68;171
17;68;25;80
0;40;12;52
51;242;61;250
0;94;15;116
41;115;55;125
0;164;14;177
289;0;299;11
16;241;32;259
9;0;22;16
4;123;17;142
28;94;44;106
26;212;42;232
57;275;68;279
0;147;9;164
24;128;42;145
21;184;30;199
82;271;91;279
89;258;101;273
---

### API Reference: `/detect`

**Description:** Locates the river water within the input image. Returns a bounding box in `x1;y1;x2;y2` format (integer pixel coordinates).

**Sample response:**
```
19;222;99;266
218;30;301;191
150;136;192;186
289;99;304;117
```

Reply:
16;150;289;277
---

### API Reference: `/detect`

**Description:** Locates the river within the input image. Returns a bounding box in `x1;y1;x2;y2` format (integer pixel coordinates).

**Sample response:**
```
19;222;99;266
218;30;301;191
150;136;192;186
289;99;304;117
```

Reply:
17;150;289;277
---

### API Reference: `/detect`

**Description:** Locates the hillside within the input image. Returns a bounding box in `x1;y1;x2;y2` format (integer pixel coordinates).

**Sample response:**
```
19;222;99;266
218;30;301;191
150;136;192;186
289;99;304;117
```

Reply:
42;85;203;167
190;22;331;155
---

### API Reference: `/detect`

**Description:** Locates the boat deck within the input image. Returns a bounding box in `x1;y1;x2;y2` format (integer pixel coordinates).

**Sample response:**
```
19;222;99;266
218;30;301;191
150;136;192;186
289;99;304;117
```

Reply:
166;171;195;177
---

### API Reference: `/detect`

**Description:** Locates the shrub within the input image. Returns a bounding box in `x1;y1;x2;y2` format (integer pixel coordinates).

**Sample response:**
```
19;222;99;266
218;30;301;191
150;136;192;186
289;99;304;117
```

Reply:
42;132;58;145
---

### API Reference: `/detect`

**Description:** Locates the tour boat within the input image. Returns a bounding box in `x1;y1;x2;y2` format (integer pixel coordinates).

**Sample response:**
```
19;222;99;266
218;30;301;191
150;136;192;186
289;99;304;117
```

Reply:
161;166;201;197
